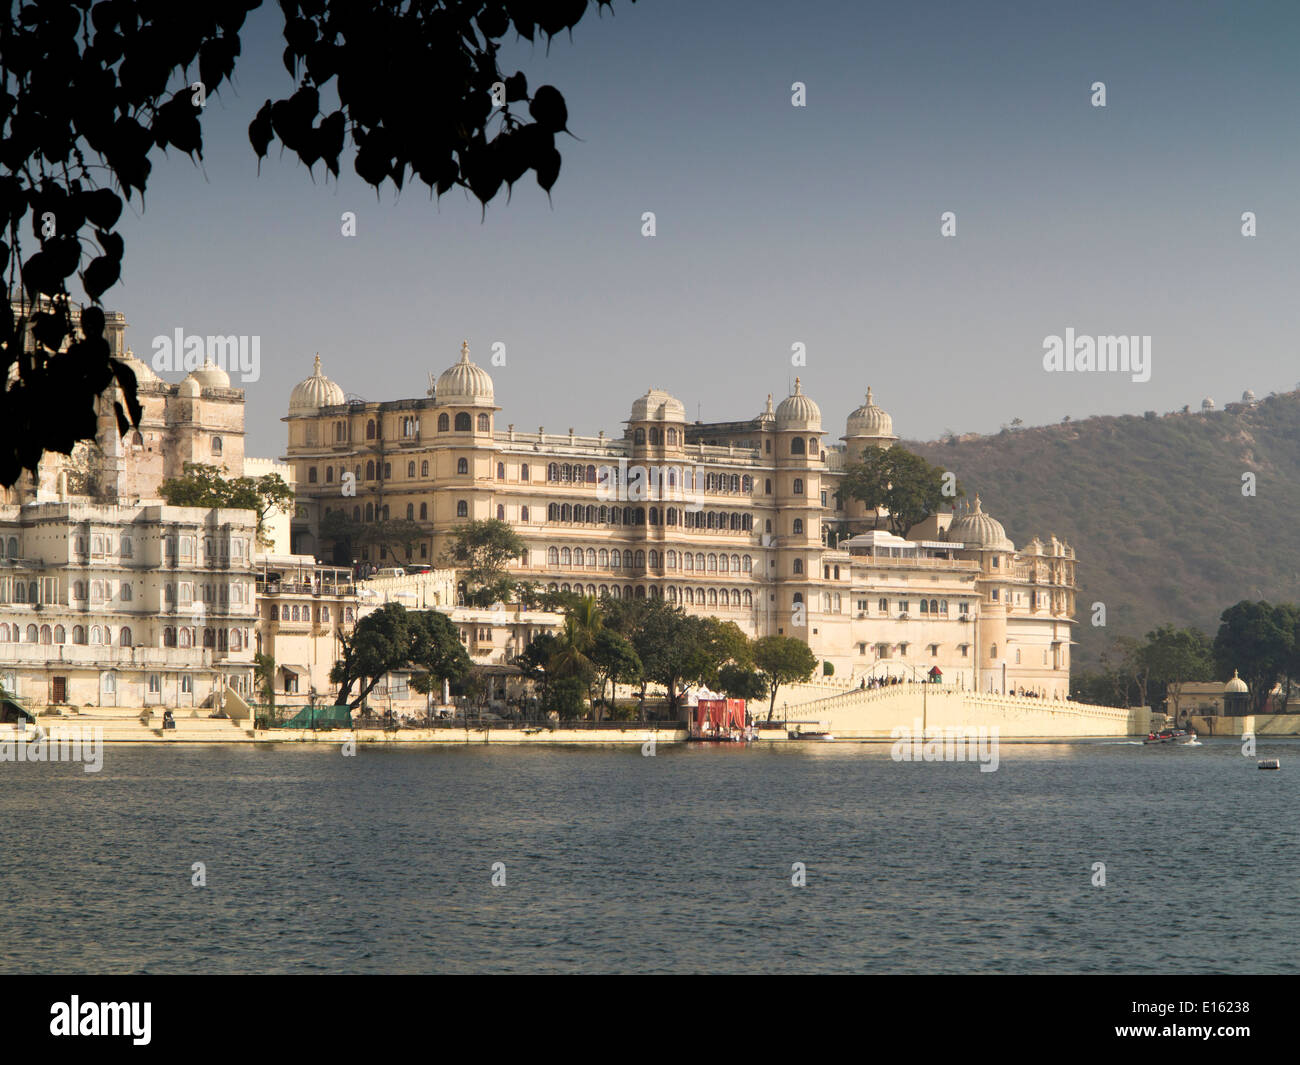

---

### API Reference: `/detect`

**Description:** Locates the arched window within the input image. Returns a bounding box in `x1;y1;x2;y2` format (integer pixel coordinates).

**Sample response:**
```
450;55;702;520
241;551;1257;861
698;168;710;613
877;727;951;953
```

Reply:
408;462;416;478
308;467;318;483
121;535;132;557
54;625;66;643
406;504;415;520
793;559;804;574
548;547;559;565
326;467;334;483
212;436;223;455
497;462;506;480
119;627;131;647
743;555;752;573
521;463;530;482
742;475;752;493
382;505;390;520
793;478;804;494
667;428;677;445
457;500;468;517
73;625;86;645
791;437;805;455
366;460;375;480
497;505;505;520
521;506;529;522
648;550;659;569
561;548;572;566
366;420;376;440
39;624;51;644
634;428;645;443
623;550;634;569
365;502;374;521
455;412;472;431
793;519;804;534
478;413;490;432
383;463;391;479
458;458;469;475
586;548;596;567
438;413;449;432
599;549;609;567
421;460;430;476
744;590;753;607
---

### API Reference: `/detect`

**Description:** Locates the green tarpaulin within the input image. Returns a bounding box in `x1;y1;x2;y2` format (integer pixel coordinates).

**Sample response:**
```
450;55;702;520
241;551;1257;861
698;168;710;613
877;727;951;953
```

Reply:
274;705;352;730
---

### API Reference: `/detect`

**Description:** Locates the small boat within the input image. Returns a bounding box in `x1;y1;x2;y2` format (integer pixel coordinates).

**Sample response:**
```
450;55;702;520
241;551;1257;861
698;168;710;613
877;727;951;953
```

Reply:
1258;759;1281;770
790;730;835;741
1144;727;1195;745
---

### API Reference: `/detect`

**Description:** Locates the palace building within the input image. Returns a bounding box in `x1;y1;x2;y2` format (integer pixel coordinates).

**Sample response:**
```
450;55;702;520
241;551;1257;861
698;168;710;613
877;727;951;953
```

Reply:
284;344;1078;695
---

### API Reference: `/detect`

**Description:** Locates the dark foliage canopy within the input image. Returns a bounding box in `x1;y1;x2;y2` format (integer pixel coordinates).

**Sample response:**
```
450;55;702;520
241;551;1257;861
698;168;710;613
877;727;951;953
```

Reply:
0;0;631;486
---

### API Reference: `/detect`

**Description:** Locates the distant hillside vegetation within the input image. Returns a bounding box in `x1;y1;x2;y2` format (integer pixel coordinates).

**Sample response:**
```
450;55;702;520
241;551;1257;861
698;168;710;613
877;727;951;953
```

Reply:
907;392;1300;669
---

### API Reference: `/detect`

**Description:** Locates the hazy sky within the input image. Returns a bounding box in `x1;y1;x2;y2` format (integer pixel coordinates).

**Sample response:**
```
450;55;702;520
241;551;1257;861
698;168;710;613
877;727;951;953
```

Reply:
108;0;1300;459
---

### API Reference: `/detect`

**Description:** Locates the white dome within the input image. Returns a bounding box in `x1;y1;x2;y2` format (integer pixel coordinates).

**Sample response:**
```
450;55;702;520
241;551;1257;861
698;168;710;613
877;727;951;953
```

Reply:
775;377;821;429
178;376;201;398
844;386;895;439
119;348;160;386
630;388;685;422
756;393;776;426
188;358;230;390
289;354;346;413
1201;397;1215;411
947;495;1015;552
436;341;494;406
1242;389;1257;403
1224;670;1248;694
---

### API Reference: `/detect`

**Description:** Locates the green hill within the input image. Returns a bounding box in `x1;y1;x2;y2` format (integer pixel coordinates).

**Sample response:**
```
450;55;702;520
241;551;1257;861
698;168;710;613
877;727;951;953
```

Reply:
907;392;1300;669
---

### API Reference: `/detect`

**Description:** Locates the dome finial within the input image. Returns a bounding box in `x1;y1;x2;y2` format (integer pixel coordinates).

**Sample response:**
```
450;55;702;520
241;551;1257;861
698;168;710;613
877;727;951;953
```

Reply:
972;494;982;513
866;385;874;405
793;376;802;394
766;393;773;412
460;339;470;363
313;353;322;375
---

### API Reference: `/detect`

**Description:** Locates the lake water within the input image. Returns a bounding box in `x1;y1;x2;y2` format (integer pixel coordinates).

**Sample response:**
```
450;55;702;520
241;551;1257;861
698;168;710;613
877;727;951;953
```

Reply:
3;738;1297;974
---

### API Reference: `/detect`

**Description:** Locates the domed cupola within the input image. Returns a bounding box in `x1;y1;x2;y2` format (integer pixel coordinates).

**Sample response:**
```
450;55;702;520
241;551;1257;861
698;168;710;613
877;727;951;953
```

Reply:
775;377;821;430
844;386;896;442
436;340;495;406
187;358;230;390
1224;670;1249;694
289;354;346;413
756;393;776;428
119;348;161;388
947;494;1015;552
629;388;686;423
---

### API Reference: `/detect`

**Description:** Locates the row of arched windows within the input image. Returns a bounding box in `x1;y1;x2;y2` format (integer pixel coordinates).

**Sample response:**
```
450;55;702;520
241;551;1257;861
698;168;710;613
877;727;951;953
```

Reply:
544;547;754;574
268;604;331;622
543;503;753;531
161;627;246;650
543;583;754;608
0;622;132;646
630;427;679;445
0;537;19;558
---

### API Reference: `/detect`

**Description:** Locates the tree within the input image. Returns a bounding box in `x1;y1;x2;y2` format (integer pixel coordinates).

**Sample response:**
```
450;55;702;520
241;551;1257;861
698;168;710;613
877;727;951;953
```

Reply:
515;631;561;712
0;0;633;487
331;602;470;709
320;508;362;563
589;628;641;719
1213;601;1296;714
254;651;278;722
366;517;425;567
840;445;962;538
752;635;818;720
442;518;526;606
716;663;767;702
1139;625;1214;715
159;462;294;547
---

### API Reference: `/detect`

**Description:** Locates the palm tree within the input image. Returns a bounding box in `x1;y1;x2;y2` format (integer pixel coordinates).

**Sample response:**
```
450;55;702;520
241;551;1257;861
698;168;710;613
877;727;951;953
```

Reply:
547;597;602;715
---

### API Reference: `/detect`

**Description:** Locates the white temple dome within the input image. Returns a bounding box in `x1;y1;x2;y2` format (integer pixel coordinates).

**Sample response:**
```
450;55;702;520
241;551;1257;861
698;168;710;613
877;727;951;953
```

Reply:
188;358;230;390
775;377;821;429
119;348;160;386
1224;670;1248;694
947;495;1015;552
845;386;895;439
289;354;346;413
630;388;685;422
436;341;494;406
